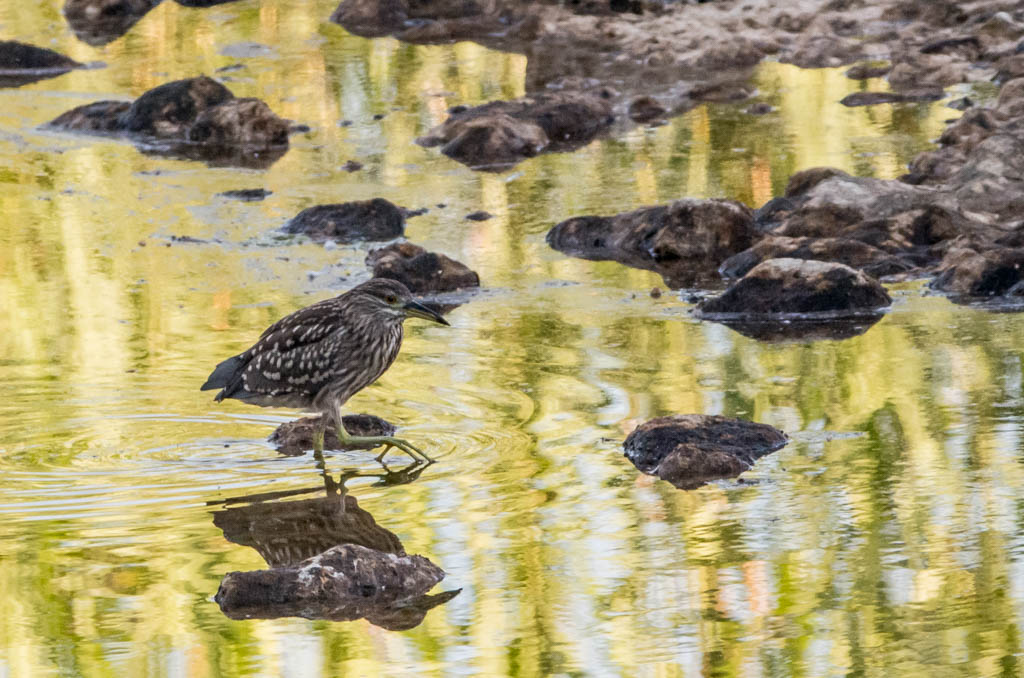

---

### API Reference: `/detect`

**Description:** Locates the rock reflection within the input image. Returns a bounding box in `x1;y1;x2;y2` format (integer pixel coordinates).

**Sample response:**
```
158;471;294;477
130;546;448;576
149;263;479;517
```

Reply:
710;313;884;342
211;468;458;630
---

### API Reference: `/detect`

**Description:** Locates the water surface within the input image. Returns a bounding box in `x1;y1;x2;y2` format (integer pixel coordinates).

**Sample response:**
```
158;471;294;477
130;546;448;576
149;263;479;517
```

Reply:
2;2;1022;676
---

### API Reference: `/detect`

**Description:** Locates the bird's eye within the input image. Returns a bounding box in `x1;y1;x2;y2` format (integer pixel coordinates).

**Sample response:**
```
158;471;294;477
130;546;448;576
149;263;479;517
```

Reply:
385;295;397;304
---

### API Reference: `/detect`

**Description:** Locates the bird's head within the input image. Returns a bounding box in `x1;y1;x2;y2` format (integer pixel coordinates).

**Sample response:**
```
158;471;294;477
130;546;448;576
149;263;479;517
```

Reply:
349;278;450;326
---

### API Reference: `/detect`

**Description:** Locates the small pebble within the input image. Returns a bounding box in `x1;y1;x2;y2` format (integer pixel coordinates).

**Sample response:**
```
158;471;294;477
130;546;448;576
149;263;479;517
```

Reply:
465;210;493;221
342;160;363;172
650;287;662;298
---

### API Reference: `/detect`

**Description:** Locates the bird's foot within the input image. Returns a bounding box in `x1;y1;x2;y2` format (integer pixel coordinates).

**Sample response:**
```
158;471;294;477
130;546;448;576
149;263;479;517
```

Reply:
335;430;433;463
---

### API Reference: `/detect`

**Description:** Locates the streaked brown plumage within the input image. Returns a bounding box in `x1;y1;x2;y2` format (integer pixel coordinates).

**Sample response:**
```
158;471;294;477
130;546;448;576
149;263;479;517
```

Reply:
201;278;449;460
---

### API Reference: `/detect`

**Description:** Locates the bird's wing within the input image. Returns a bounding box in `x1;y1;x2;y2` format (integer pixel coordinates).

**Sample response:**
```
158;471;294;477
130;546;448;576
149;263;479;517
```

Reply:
236;334;353;398
215;299;346;400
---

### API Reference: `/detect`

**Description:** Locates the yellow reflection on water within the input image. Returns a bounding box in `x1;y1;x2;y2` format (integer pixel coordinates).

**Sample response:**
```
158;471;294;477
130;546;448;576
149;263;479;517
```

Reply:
0;1;1017;677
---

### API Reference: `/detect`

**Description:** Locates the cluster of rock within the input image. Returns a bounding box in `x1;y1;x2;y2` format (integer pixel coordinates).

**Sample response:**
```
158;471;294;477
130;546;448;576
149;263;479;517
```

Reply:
45;75;291;168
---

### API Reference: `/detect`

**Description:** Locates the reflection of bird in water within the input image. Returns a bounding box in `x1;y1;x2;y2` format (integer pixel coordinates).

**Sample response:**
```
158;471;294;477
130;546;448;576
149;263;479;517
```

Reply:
201;278;449;461
210;465;459;630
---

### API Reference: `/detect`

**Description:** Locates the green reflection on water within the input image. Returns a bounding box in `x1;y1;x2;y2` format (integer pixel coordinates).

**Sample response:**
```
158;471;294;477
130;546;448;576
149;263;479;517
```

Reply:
1;1;1022;677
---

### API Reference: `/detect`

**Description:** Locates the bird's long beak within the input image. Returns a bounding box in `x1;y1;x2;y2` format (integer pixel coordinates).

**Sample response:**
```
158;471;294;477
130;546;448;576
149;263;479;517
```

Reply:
403;299;450;326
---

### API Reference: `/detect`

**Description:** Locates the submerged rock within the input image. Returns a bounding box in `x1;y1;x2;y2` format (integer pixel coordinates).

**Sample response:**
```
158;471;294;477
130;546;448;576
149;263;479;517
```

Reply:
218;188;272;202
367;242;480;294
281;198;406;243
547;198;755;287
624;415;787;490
45;76;290;168
215;544;453;627
0;41;84;88
697;258;892;317
416;90;614;169
269;414;396;456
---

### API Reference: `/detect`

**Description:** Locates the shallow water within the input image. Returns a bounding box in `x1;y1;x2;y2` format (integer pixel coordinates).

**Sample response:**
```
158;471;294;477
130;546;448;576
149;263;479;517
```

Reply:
2;2;1023;677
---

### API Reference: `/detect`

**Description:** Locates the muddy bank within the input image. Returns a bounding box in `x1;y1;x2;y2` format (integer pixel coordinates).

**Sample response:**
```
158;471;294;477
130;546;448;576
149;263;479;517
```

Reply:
45;75;290;168
337;0;1024;168
0;41;84;88
624;415;788;490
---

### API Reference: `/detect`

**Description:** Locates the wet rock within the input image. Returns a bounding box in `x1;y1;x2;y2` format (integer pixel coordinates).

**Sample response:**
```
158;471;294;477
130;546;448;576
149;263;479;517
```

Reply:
215;544;452;627
269;414;396;456
281;198;406;243
186;98;289;148
840;90;944;107
0;41;83;88
931;244;1024;297
45;76;290;168
47;100;131;134
367;242;480;294
623;414;787;490
465;210;493;221
121;76;234;138
719;236;911;279
745;102;774;115
845;61;892;80
219;188;272;202
417;90;614;169
697;258;892;317
64;0;161;46
547;198;756;287
628;96;666;123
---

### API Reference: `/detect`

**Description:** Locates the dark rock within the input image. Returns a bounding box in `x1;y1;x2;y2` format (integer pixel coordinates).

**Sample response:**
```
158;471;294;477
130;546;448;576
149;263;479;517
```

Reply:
282;198;406;243
45;76;290;168
719;236;911;279
269;414;396;456
745;102;774;115
696;258;892;317
342;160;364;172
215;544;452;628
623;414;787;490
64;0;161;46
840;89;944;107
845;61;892;80
186;97;290;148
47;100;131;134
465;210;493;221
122;75;234;138
628;96;666;123
947;96;973;111
0;41;83;88
219;188;272;202
367;242;480;294
547;198;756;287
931;245;1024;297
416;90;614;169
329;0;407;38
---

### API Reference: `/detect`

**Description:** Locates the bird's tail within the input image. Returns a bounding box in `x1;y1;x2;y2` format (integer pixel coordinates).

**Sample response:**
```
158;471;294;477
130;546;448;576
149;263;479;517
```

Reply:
201;355;245;401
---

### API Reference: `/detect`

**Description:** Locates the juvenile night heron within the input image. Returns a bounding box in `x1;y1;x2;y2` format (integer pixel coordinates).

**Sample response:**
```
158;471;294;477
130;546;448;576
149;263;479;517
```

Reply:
201;278;449;461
